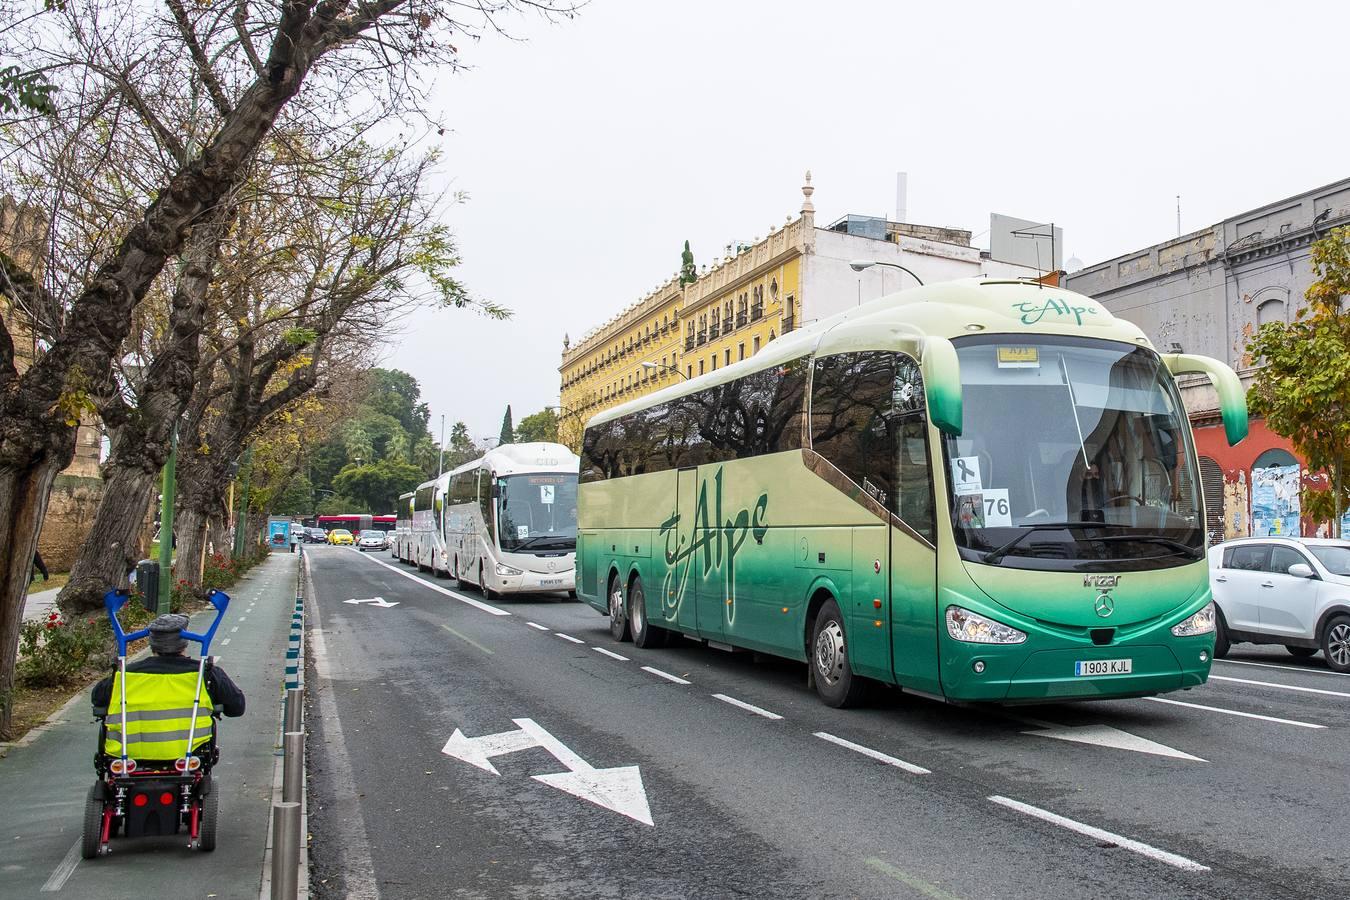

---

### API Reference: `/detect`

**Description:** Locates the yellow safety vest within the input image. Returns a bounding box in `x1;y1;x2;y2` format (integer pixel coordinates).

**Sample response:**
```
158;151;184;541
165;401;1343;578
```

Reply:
104;670;214;760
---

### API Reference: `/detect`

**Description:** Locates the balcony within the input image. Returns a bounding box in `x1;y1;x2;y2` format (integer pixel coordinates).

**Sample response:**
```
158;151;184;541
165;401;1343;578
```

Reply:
736;311;747;327
750;305;763;321
723;317;734;332
685;336;695;351
696;331;707;346
709;322;720;340
782;315;796;334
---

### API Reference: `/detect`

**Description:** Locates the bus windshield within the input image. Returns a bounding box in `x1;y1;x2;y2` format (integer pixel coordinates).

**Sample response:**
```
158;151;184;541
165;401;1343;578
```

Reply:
496;474;578;553
943;335;1203;571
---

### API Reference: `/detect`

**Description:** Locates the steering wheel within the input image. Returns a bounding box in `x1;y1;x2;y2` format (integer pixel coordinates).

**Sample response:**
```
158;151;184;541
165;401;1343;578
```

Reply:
1023;508;1052;520
1104;494;1143;507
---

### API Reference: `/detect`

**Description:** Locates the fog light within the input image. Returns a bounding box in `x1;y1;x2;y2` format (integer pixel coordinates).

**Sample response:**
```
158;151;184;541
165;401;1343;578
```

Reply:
973;660;986;674
1199;650;1209;663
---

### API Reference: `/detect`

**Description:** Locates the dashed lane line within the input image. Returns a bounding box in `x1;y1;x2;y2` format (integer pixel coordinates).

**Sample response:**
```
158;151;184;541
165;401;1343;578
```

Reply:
230;626;239;633
556;632;585;644
593;647;630;661
712;693;783;720
357;553;511;617
39;840;80;892
526;622;550;631
1144;696;1325;729
1208;673;1350;699
814;731;930;775
988;795;1210;873
439;622;494;656
641;665;691;685
1216;657;1350;679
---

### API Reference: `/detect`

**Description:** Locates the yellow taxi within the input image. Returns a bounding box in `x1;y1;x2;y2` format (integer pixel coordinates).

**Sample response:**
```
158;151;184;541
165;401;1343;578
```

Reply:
327;528;354;546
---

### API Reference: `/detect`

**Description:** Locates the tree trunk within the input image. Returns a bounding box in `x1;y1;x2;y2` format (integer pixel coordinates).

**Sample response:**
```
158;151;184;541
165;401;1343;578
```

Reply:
0;459;64;739
57;459;158;614
174;506;210;593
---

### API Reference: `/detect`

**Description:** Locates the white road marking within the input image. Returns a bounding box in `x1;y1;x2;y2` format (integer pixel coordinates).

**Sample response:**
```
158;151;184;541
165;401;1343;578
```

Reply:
230;626;239;633
813;731;930;775
221;638;231;646
1216;658;1350;678
988;795;1209;872
442;718;654;825
593;647;629;661
343;597;399;608
641;666;690;685
712;693;783;720
237;617;246;622
526;622;549;631
556;632;585;644
1144;696;1325;729
358;553;511;616
1022;723;1204;762
1209;674;1350;698
40;840;80;891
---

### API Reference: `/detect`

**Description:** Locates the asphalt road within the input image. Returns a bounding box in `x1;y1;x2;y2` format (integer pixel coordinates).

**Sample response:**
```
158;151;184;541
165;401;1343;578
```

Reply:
303;544;1348;900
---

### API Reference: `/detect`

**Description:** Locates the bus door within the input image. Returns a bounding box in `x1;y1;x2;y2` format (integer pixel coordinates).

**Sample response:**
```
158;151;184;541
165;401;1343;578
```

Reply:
666;467;703;636
849;525;891;680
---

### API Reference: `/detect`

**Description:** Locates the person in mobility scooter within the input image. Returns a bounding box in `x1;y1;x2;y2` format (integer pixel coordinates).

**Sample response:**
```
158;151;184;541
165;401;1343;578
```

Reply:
83;590;245;858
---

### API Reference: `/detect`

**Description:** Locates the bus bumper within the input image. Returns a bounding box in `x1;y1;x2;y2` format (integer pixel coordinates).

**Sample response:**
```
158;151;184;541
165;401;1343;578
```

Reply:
489;570;576;594
939;635;1214;703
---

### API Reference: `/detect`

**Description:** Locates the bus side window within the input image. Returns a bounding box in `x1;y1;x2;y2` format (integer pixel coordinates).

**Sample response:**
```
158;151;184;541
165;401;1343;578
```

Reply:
477;469;496;542
810;351;898;510
897;415;935;542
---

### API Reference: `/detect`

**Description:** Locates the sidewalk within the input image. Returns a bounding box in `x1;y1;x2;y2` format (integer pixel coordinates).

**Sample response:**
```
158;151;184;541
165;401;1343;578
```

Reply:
0;552;300;899
23;585;60;623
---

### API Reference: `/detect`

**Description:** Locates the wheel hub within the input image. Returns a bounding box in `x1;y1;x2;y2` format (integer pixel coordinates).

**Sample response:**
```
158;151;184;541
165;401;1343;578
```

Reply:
631;589;645;633
610;586;623;622
815;621;846;686
1330;623;1350;668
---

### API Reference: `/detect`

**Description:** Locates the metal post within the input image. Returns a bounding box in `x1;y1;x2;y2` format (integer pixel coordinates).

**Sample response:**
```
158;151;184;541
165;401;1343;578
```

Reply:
437;413;445;478
282;731;304;804
270;802;301;900
157;428;177;615
284;688;303;733
233;446;253;558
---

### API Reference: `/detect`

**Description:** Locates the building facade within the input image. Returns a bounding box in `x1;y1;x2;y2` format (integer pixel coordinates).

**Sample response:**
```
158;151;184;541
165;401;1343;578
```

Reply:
1065;177;1350;541
559;174;1042;449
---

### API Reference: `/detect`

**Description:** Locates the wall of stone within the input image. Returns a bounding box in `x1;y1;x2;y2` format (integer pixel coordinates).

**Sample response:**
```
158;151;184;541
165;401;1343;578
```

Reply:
36;474;106;572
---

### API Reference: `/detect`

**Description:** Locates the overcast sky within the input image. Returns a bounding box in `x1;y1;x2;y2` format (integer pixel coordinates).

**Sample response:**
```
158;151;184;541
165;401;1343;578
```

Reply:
390;0;1348;445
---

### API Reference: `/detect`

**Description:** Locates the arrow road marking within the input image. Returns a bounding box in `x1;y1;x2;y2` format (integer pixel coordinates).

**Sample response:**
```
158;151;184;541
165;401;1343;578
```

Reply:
441;717;653;826
343;597;399;608
1021;722;1205;762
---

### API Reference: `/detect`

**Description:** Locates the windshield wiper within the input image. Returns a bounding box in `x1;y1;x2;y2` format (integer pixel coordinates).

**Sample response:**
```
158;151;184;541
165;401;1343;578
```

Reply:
1088;534;1203;560
981;522;1104;565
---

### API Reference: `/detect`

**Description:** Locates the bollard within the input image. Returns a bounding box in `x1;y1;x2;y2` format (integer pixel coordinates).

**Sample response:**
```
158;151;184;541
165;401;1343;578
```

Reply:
270;801;301;900
282;731;304;804
284;687;304;733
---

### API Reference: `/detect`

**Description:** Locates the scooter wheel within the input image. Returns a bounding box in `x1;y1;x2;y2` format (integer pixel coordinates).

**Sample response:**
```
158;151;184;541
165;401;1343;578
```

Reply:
81;784;106;860
198;785;219;852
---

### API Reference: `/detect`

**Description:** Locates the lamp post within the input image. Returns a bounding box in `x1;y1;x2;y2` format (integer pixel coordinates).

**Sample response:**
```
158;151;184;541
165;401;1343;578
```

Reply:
848;259;925;306
641;360;689;380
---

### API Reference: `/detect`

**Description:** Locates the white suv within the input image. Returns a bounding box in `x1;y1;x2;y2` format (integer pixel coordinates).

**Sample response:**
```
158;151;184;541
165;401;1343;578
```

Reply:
1207;537;1350;672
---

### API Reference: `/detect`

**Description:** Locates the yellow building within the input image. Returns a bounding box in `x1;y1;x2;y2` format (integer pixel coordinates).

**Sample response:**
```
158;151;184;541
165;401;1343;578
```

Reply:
559;173;1040;450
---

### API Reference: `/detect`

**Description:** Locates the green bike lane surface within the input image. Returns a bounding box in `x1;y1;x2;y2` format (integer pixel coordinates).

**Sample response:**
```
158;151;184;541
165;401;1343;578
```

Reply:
0;552;299;899
304;546;1292;900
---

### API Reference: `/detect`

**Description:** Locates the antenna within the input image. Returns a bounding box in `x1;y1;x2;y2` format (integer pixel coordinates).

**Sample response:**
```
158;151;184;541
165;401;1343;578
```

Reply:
1176;195;1181;237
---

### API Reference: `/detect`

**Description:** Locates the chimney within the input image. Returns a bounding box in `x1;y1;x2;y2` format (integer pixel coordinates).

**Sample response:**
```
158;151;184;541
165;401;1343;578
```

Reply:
895;172;908;224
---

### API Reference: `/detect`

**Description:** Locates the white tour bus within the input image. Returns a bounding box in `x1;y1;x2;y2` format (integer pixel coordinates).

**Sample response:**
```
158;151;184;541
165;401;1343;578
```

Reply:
444;443;580;598
410;474;449;574
394;490;415;561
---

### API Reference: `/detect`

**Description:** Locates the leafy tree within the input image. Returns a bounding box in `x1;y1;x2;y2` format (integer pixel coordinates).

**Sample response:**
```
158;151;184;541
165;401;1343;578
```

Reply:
0;65;54;115
445;420;479;468
515;408;559;444
1247;226;1350;536
333;458;425;513
680;239;697;286
498;405;514;447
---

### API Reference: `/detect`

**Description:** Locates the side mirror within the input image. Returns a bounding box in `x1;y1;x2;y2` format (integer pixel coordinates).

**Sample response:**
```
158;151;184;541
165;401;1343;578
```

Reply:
921;336;962;436
1161;353;1247;446
1288;563;1315;579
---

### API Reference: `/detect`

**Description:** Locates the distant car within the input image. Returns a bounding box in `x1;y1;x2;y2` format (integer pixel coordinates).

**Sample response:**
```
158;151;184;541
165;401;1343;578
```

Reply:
328;529;354;546
357;529;388;552
1208;537;1350;672
305;527;327;544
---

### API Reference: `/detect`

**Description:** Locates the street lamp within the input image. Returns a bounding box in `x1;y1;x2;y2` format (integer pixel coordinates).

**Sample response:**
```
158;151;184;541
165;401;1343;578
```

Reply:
848;259;925;286
641;360;688;380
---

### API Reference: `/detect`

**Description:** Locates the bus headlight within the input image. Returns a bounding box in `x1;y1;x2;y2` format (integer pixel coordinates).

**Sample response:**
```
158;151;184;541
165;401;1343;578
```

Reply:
1171;601;1216;637
945;606;1027;644
494;563;522;577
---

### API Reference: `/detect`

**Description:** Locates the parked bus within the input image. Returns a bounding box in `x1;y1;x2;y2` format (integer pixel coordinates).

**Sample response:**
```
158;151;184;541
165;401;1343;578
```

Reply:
410;475;449;574
577;278;1247;707
444;443;580;598
316;514;396;535
394;491;415;561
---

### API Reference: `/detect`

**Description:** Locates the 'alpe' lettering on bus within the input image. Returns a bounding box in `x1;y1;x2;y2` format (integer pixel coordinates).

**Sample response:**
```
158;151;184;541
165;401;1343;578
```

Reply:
1012;297;1098;326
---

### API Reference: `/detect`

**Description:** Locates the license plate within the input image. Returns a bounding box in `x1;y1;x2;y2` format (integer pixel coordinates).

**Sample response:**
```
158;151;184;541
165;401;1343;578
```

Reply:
1074;658;1132;677
1074;655;1128;674
539;578;563;587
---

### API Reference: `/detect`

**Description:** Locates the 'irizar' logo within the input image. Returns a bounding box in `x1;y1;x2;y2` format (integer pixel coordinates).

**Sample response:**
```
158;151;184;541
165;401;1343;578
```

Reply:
1012;297;1099;326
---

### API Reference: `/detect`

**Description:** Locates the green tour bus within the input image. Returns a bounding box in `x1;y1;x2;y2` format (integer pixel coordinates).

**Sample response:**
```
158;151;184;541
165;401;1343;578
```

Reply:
576;277;1248;706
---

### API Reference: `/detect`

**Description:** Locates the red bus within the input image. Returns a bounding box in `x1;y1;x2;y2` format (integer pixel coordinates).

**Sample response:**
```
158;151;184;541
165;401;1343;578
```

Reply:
316;514;396;534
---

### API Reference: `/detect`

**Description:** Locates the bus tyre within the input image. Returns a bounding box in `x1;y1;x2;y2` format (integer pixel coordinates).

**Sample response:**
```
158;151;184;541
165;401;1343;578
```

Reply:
480;562;497;601
608;574;631;642
1321;614;1350;673
567;590;578;601
80;783;104;860
812;599;868;708
629;578;667;649
1213;612;1230;659
454;559;467;590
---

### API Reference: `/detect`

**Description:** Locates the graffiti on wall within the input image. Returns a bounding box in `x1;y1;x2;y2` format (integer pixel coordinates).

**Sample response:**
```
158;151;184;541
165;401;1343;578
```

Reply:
1223;470;1249;539
1250;465;1301;537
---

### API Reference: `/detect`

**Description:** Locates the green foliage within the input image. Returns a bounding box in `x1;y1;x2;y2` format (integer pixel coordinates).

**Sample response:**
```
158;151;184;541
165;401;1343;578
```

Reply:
0;66;55;116
1246;227;1350;535
515;408;559;444
333;458;425;513
444;420;479;468
18;612;110;688
679;239;697;286
498;405;514;447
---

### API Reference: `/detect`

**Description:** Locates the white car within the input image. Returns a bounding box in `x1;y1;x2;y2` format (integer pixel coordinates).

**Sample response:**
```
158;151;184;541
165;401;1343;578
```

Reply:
356;529;389;552
1208;537;1350;672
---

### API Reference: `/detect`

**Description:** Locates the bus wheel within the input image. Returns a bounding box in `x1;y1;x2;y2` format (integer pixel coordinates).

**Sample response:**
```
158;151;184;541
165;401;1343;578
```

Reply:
811;599;867;708
608;574;631;642
479;562;497;602
453;558;467;590
629;577;667;649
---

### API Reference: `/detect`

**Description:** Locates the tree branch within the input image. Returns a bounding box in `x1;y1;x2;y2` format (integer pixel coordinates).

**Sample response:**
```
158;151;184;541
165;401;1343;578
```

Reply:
165;0;235;117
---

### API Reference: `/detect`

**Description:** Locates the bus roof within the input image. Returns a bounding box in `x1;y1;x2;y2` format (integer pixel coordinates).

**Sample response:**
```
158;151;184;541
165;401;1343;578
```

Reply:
587;277;1151;430
448;442;580;479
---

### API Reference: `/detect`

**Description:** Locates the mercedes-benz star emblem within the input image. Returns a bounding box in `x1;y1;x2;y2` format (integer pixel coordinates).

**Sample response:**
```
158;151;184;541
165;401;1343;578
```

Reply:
1094;593;1115;618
